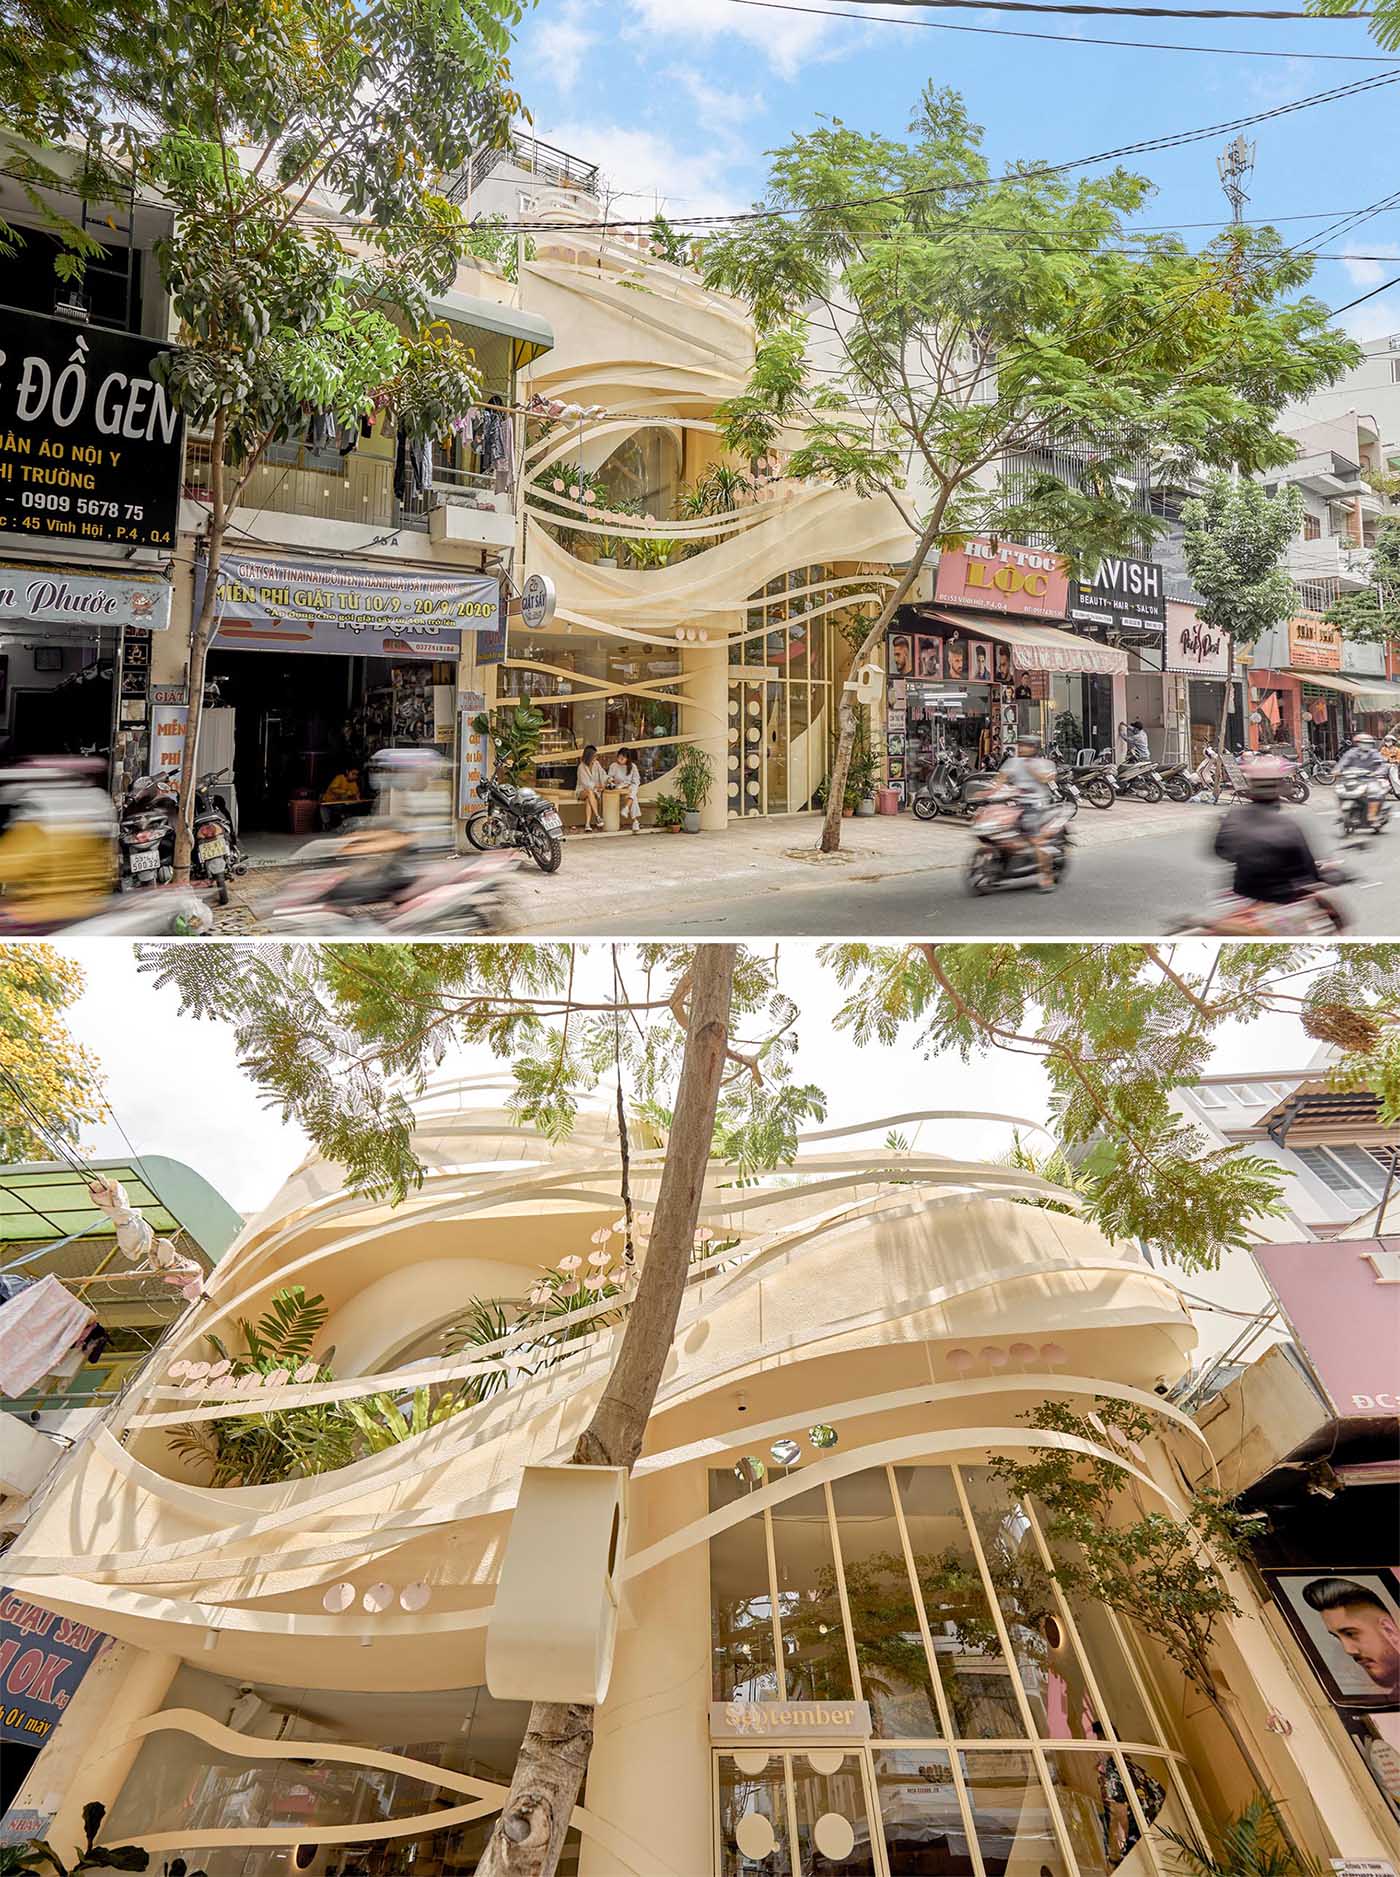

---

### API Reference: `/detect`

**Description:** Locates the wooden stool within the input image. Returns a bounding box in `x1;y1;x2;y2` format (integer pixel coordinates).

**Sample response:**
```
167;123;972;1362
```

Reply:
601;790;622;833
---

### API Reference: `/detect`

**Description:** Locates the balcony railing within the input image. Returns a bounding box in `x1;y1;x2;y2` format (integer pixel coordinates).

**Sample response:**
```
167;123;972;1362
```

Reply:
183;439;508;532
449;132;600;206
1286;534;1373;588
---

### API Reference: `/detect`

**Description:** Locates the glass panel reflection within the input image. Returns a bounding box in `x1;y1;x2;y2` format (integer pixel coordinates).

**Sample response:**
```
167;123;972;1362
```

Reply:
959;1468;1062;1739
1041;1749;1115;1877
791;1751;878;1877
711;1467;781;1702
717;1753;795;1877
1107;1754;1176;1877
896;1467;1023;1741
1047;1580;1157;1745
772;1485;856;1702
830;1469;941;1738
958;1750;1066;1877
872;1749;974;1877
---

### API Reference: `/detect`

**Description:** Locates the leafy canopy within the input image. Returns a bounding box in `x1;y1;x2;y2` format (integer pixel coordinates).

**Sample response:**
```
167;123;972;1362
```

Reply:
1180;474;1303;649
701;84;1360;569
0;945;106;1162
1326;516;1400;645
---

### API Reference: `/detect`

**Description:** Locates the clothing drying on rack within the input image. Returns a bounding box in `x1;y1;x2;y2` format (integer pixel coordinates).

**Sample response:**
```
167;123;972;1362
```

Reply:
0;1273;96;1396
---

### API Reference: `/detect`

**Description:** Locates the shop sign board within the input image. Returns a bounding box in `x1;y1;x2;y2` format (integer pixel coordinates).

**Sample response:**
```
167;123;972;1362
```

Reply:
520;572;556;631
0;307;183;549
1333;1860;1398;1874
457;690;488;817
933;538;1069;620
1289;611;1343;672
150;682;189;780
0;1809;54;1846
0;1589;107;1746
1251;1239;1400;1417
710;1700;873;1742
0;558;170;631
1165;606;1230;678
199;551;500;661
1067;555;1166;634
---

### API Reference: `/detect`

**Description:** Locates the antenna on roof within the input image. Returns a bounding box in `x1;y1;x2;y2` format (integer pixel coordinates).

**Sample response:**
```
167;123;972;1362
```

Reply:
1216;135;1256;226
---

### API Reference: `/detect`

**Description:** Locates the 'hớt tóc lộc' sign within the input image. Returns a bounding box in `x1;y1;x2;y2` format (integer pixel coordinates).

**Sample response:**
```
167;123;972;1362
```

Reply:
0;307;184;550
933;538;1070;619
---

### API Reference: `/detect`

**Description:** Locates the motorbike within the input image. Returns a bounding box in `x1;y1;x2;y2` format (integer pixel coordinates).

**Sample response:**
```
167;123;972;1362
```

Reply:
1097;747;1165;803
119;768;180;889
465;767;564;872
190;767;247;907
1156;761;1199;803
1336;767;1391;838
966;797;1074;895
1192;745;1310;807
1055;753;1116;809
264;846;517;934
911;752;991;822
1232;745;1311;804
1171;884;1351;937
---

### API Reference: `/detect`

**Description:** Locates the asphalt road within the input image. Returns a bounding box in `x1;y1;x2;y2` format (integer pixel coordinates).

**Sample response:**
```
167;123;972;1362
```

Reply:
558;802;1399;937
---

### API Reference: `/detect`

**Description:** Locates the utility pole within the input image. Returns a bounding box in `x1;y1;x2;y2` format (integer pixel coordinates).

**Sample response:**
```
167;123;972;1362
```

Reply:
1217;134;1256;225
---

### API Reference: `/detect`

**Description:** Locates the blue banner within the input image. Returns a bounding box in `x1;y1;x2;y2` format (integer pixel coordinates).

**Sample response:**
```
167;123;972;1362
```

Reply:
0;1590;106;1746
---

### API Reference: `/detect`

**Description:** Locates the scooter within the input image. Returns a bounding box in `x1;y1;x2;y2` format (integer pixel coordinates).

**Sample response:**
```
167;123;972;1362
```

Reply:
263;847;518;934
191;767;248;907
911;751;991;822
119;768;180;888
465;766;565;873
966;798;1074;895
1097;747;1165;803
1056;753;1116;809
1173;861;1360;936
1336;768;1390;838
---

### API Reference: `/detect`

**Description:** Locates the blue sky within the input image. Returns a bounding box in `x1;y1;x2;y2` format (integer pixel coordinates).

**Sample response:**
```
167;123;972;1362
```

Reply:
509;0;1400;345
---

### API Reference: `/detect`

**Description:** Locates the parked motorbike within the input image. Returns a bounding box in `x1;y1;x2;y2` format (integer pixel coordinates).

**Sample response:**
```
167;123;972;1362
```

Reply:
1156;761;1198;803
191;767;247;906
264;845;517;934
1055;753;1116;809
1171;884;1351;937
465;767;564;872
911;752;993;822
966;798;1074;895
1097;747;1165;803
119;768;180;888
1336;768;1390;838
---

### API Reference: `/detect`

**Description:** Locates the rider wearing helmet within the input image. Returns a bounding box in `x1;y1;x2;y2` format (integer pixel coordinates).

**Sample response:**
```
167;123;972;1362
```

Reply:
1213;754;1328;905
1337;731;1387;825
994;733;1057;890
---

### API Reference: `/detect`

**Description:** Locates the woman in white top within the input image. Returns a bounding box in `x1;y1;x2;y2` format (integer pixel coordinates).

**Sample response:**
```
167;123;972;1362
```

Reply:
607;747;643;831
576;744;607;831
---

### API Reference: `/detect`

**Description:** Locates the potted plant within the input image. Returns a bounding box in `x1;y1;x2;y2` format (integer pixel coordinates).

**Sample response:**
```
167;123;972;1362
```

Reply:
674;743;714;833
850;712;879;815
655;792;684;832
470;702;545;784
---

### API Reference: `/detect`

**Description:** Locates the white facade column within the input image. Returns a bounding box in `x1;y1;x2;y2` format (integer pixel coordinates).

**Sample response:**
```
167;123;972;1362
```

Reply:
580;1473;711;1877
35;1647;180;1859
680;636;729;832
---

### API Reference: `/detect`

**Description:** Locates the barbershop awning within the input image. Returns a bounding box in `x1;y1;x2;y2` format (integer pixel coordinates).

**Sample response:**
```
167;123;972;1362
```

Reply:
1287;670;1400;709
923;608;1129;676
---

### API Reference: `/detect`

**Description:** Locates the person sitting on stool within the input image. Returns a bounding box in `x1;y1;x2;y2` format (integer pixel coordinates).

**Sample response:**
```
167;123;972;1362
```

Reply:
608;747;643;831
576;744;607;832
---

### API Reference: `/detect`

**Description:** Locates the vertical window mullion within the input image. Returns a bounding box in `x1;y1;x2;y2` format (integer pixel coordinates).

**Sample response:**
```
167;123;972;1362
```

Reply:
1028;1740;1088;1877
886;1465;987;1877
764;1505;787;1702
821;1480;864;1706
950;1464;1043;1741
1021;1495;1145;1746
781;1751;803;1877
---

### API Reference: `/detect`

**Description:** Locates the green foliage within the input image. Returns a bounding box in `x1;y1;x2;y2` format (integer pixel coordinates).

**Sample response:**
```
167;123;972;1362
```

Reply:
1180;475;1303;657
989;1396;1265;1704
1309;0;1400;48
674;743;715;813
472;703;545;783
0;945;106;1161
463;214;537;283
849;710;879;799
648;212;693;268
654;793;685;829
678;463;752;518
1326;518;1400;645
1159;1796;1325;1877
4;1801;148;1877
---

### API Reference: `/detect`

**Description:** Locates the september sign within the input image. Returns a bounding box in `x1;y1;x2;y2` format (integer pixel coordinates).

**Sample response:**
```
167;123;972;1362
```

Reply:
0;1589;106;1745
0;307;184;549
200;550;500;661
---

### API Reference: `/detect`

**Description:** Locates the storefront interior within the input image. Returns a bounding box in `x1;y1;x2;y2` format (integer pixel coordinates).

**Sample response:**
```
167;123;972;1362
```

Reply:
205;649;456;835
0;625;117;764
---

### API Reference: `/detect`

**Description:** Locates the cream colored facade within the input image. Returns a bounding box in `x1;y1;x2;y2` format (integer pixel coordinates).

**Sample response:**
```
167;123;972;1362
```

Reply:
497;176;912;828
6;1089;1397;1876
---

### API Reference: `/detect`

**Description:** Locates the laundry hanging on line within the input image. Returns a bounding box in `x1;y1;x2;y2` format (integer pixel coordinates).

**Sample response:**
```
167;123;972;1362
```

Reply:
0;1272;96;1396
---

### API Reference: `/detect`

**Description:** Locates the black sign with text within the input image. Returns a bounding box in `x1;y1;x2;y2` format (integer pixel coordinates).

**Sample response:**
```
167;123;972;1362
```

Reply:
1068;555;1166;634
0;306;184;549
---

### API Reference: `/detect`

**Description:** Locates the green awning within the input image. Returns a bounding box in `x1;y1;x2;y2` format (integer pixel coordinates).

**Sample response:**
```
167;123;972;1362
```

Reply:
427;290;555;368
0;1156;243;1261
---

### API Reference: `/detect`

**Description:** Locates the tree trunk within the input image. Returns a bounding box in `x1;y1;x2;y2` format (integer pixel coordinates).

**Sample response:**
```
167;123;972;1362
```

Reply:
1215;635;1235;769
1207;1686;1311;1869
475;945;738;1877
819;498;949;854
174;408;227;885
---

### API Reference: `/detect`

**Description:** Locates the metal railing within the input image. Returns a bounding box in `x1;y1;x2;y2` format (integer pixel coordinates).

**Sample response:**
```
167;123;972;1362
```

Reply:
183;439;506;532
449;132;600;205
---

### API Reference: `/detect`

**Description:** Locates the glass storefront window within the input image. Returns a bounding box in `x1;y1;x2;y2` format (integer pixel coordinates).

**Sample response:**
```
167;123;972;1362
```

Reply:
830;1469;941;1737
959;1468;1061;1739
772;1484;856;1702
712;1468;782;1702
790;1751;879;1877
958;1750;1064;1877
872;1749;974;1877
1041;1750;1115;1877
1039;1570;1157;1746
896;1467;1024;1742
718;1754;796;1877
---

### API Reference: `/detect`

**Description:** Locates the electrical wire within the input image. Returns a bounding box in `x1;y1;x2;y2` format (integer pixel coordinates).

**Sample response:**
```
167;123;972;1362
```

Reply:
716;0;1393;54
793;0;1368;13
1328;268;1400;314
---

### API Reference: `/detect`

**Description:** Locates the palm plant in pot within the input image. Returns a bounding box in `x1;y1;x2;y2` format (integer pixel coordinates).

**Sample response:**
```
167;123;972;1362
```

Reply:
674;742;714;832
655;792;685;832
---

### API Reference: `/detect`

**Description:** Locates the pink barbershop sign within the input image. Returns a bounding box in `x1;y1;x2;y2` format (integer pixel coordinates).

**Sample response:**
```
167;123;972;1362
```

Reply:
1253;1240;1400;1416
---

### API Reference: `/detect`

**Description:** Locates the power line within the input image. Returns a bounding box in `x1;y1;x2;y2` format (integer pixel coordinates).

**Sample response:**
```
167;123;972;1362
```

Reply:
718;0;1394;56
802;0;1369;11
1328;269;1400;315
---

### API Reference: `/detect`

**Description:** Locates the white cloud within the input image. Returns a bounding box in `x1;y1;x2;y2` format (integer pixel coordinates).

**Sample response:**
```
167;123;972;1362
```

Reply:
1341;242;1400;289
527;0;600;96
620;0;846;80
664;63;765;136
544;117;749;219
1344;295;1400;344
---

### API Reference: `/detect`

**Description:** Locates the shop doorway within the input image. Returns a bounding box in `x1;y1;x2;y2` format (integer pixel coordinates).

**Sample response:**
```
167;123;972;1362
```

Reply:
715;1746;882;1877
205;648;456;836
2;634;116;763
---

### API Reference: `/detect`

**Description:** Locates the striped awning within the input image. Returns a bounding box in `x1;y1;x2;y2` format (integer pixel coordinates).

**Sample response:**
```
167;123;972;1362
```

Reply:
922;609;1129;675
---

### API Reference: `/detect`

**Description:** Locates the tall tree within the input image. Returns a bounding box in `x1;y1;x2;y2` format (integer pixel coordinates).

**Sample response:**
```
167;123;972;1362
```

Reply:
1325;515;1400;645
1308;0;1400;50
5;0;524;880
1179;474;1303;757
700;86;1358;851
0;945;106;1161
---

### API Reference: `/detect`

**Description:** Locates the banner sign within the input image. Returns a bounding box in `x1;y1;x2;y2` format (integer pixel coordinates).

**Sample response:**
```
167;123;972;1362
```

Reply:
0;1809;55;1846
934;539;1069;620
1252;1239;1400;1417
457;690;487;817
200;552;499;661
1068;556;1166;634
0;307;183;549
0;559;171;632
1290;611;1343;673
710;1700;873;1742
149;683;189;780
0;1590;106;1745
1166;605;1230;678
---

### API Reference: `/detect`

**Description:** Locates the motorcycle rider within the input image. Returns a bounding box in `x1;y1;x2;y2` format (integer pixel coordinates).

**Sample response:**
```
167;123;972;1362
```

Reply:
0;758;117;929
1337;731;1387;826
991;732;1058;890
1212;754;1337;922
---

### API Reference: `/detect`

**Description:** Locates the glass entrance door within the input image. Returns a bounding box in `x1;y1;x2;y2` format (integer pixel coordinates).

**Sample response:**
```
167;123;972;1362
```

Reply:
715;1749;881;1877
